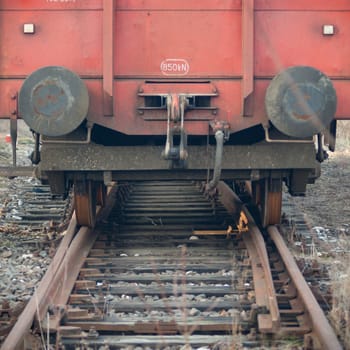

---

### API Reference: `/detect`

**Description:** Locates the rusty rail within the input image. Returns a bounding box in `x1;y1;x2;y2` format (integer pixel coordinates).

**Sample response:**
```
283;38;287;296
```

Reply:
1;185;117;350
2;181;342;349
56;181;258;348
1;214;79;350
267;226;342;350
216;181;280;332
216;181;342;349
242;216;280;332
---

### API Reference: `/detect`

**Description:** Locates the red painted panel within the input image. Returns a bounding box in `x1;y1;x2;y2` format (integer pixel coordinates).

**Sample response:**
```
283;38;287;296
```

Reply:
3;78;349;124
0;0;242;11
0;0;102;10
3;0;350;12
93;80;258;135
332;81;350;119
1;0;350;127
115;9;242;77
116;0;241;10
0;80;22;118
255;0;350;11
0;11;102;76
255;11;350;77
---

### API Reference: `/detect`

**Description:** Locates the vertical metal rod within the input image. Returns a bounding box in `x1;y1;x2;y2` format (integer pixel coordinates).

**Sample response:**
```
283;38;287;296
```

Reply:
242;0;254;116
103;0;114;116
10;118;17;166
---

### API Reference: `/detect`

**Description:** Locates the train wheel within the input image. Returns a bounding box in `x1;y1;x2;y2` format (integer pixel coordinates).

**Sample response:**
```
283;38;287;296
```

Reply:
252;178;282;227
74;180;97;228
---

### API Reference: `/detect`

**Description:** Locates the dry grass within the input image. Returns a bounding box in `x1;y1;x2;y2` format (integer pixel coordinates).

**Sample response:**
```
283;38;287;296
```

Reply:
329;236;350;348
330;121;350;348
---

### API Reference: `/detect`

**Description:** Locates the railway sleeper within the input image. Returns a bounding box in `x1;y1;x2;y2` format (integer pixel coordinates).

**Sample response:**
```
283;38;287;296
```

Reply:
57;332;247;349
61;318;251;333
2;181;341;349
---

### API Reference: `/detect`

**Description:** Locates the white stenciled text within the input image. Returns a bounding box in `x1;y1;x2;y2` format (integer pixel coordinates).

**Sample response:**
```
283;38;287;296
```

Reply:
160;59;190;76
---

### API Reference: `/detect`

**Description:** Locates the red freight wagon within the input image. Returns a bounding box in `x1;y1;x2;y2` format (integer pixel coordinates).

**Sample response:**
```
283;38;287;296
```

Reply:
0;0;349;227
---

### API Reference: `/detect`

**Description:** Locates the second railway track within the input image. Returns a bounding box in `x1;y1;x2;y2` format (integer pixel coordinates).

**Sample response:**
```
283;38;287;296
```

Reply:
2;181;342;349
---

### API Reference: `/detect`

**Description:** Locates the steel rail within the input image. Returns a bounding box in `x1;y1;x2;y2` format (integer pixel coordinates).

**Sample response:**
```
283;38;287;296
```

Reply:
3;180;342;349
216;180;342;348
1;213;78;350
57;181;261;347
1;185;117;350
242;213;280;332
216;181;280;332
268;225;343;350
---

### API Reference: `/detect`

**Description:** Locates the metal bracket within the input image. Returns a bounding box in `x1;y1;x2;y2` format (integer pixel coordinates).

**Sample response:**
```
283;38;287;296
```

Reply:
42;123;93;144
162;94;188;164
209;119;231;140
264;126;314;144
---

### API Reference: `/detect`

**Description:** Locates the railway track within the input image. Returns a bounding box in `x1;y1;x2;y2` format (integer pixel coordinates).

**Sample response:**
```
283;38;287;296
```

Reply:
1;181;342;349
0;179;70;229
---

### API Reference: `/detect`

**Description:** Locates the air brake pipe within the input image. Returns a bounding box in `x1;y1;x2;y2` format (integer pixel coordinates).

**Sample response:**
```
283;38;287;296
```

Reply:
206;129;224;191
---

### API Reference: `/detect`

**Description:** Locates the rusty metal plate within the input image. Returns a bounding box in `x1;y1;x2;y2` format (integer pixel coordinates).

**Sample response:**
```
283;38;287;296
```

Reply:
265;66;337;138
19;66;89;137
